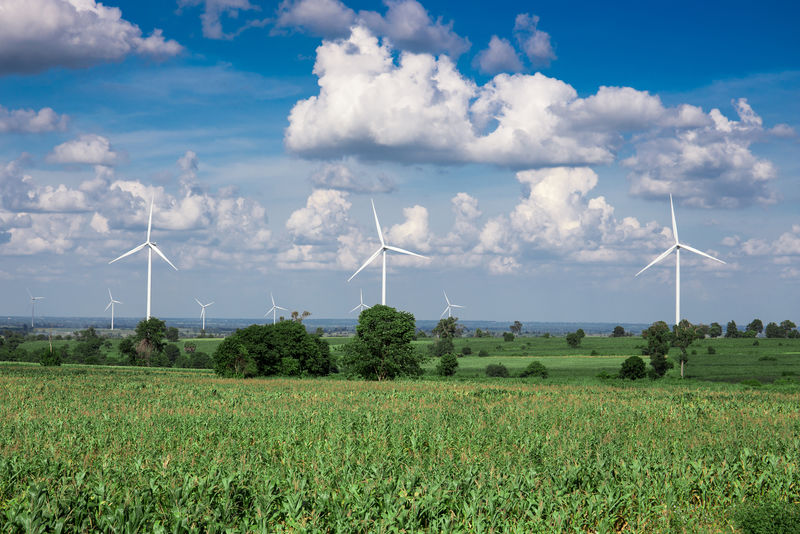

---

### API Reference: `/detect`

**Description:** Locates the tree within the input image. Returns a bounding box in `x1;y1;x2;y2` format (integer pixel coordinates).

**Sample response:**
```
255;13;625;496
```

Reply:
165;327;180;342
433;316;461;339
72;327;104;364
341;305;421;380
290;310;311;323
164;344;180;366
184;341;196;353
672;320;699;379
566;329;585;348
642;321;673;378
780;320;798;337
503;332;515;342
765;322;783;338
746;319;764;335
38;346;61;366
436;352;458;376
519;360;548;378
429;337;454;358
132;318;167;366
510;321;523;336
619;356;646;380
696;324;710;338
725;320;740;338
708;322;723;338
612;325;626;338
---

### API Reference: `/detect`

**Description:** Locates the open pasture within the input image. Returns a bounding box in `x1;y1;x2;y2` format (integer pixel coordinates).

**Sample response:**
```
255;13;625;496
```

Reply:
1;364;799;532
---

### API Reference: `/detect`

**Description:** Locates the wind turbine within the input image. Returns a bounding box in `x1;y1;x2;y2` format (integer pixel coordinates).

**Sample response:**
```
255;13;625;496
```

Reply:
195;298;214;331
635;194;726;325
350;289;370;313
264;293;287;325
105;289;122;330
27;288;44;328
108;197;177;320
441;290;464;319
348;199;428;305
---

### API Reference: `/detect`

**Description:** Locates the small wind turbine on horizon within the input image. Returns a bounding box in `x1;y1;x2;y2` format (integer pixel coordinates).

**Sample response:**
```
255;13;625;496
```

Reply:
27;288;44;328
108;197;178;320
348;199;428;305
635;194;726;326
265;292;287;325
441;290;464;319
195;298;214;331
105;289;122;330
350;289;370;313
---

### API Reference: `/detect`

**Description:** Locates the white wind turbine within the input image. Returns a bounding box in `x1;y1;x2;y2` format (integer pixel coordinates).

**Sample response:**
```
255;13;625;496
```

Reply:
265;293;287;325
348;199;428;305
105;289;122;330
27;288;44;328
195;298;214;331
440;290;464;319
350;289;370;313
635;195;726;325
109;197;178;320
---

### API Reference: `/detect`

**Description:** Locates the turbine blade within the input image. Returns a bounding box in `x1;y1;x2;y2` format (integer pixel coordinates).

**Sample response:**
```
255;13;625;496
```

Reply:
348;247;383;282
26;288;32;299
371;199;384;246
384;245;428;259
443;290;450;306
670;194;679;245
264;306;275;318
207;302;214;307
147;197;154;242
451;304;464;308
440;306;449;318
195;298;202;306
681;243;726;264
635;245;677;277
149;243;178;271
271;293;275;306
109;242;146;264
108;288;113;300
105;302;112;311
276;306;288;311
350;304;361;313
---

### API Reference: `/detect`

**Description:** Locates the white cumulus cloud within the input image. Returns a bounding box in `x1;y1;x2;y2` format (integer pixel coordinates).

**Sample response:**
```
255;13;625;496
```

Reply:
473;36;523;75
274;0;355;39
0;105;68;133
47;134;120;166
513;13;556;66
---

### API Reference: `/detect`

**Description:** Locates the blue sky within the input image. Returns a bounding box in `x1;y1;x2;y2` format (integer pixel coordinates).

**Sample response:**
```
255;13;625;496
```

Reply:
1;0;799;325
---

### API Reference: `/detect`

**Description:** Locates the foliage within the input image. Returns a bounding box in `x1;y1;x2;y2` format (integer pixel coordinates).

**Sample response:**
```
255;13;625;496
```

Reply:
165;326;180;342
290;310;311;323
708;322;723;338
433;316;461;339
461;345;472;356
478;349;489;357
746;319;764;335
673;320;700;378
518;360;548;378
473;328;491;338
131;318;167;366
566;328;585;348
707;346;716;355
767;320;799;338
71;327;105;364
509;321;523;336
485;363;509;377
643;321;673;378
213;322;331;378
436;352;459;376
164;344;180;366
734;501;800;534
503;332;515;342
618;356;646;380
726;320;740;338
38;347;61;366
184;341;197;353
341;305;420;381
612;325;626;337
429;337;454;358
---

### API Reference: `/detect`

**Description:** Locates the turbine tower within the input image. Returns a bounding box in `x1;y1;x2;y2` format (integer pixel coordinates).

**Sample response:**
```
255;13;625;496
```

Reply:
350;289;370;313
27;288;44;328
441;290;464;319
109;197;177;320
105;289;122;330
265;292;287;325
348;199;428;305
635;195;725;325
195;298;214;331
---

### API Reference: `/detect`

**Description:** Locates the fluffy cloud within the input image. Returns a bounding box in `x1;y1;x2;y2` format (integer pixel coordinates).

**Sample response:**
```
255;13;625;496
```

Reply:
513;13;556;66
0;105;68;133
473;36;523;75
624;99;778;208
285;188;352;242
274;0;356;39
179;0;266;40
309;161;395;193
740;225;800;257
359;0;470;58
0;0;182;75
386;205;432;253
47;134;120;166
0;155;89;212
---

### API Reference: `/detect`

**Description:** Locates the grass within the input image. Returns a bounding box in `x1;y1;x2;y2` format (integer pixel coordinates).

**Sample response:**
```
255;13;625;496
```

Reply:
1;363;799;531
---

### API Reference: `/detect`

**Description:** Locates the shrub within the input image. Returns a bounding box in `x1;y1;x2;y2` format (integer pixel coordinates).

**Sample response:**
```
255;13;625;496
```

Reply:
758;356;777;362
707;346;716;355
542;332;550;338
740;379;762;387
619;356;646;380
503;332;514;342
590;350;598;356
38;347;61;367
461;345;472;356
753;340;760;346
486;364;509;377
164;344;180;366
519;361;548;378
279;357;302;376
478;349;489;357
429;337;454;358
436;353;459;376
734;501;800;534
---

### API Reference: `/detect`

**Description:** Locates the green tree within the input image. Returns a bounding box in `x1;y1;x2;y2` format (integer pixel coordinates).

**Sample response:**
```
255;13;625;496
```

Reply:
184;341;196;353
708;322;723;338
519;360;548;378
765;322;783;338
164;344;180;366
38;346;61;366
436;352;458;376
130;318;167;366
503;332;515;342
780;320;797;337
165;327;180;342
642;321;673;378
672;319;699;379
746;319;764;335
619;356;646;380
429;337;454;358
612;325;626;337
341;305;420;380
566;329;585;348
72;327;104;364
433;316;461;339
725;320;740;338
509;321;523;336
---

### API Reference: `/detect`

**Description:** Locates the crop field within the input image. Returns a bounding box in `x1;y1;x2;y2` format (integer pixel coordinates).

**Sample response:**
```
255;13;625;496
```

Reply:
1;363;799;532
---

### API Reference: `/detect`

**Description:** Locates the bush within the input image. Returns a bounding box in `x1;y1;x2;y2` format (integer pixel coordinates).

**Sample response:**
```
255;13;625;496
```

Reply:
38;347;61;367
279;357;301;376
707;346;716;355
740;379;762;387
753;340;760;346
619;356;646;380
461;345;472;356
758;356;777;362
734;501;800;534
590;350;598;356
503;332;514;342
486;364;509;378
519;360;548;378
436;352;459;376
478;349;489;357
164;344;180;366
429;337;454;358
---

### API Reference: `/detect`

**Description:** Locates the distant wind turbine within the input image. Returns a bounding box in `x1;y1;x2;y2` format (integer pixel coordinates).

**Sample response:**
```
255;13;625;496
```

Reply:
105;289;122;330
635;195;726;325
265;293;287;325
348;199;428;305
109;197;177;320
195;298;214;331
350;289;370;313
27;288;44;328
441;290;464;319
